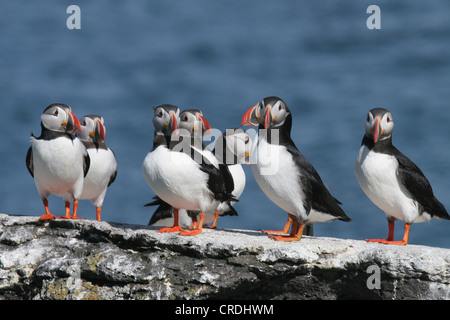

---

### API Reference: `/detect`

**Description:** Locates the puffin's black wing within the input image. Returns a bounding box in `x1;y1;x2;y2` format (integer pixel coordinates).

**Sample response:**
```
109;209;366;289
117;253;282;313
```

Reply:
148;201;174;225
191;147;238;204
285;141;351;222
83;152;90;178
108;169;117;187
391;147;449;220
218;163;235;195
144;195;163;207
221;205;238;217
108;149;118;187
26;147;34;178
199;161;238;204
212;134;236;195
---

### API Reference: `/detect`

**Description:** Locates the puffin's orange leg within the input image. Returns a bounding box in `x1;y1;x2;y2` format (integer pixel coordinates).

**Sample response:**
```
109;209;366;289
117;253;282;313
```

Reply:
39;198;56;220
366;220;395;243
59;201;72;219
381;224;411;246
261;216;293;234
207;211;220;229
70;200;83;220
95;207;102;221
179;213;205;236
189;215;198;229
158;209;183;233
268;220;305;242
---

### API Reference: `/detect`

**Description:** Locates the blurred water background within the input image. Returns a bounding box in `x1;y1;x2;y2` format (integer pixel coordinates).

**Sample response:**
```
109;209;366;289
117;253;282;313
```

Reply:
1;1;449;248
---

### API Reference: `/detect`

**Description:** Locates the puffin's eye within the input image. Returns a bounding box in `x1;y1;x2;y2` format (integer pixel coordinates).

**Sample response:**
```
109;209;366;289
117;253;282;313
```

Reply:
53;109;59;116
279;105;282;111
245;137;249;144
387;116;391;123
157;111;163;118
82;120;86;126
182;115;188;122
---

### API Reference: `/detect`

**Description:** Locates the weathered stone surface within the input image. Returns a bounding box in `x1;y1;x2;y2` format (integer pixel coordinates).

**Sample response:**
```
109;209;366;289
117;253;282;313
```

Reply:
0;213;448;300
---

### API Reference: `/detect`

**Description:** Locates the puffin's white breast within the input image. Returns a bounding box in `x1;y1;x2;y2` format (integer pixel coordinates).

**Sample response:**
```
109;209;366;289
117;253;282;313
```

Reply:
31;136;86;200
81;148;117;206
228;164;245;199
355;145;424;223
251;137;307;220
142;146;216;213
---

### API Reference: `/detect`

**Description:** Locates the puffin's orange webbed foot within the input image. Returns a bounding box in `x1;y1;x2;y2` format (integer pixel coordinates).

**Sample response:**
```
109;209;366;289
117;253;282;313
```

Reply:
179;213;204;236
179;228;202;236
268;221;305;242
40;198;56;220
158;208;183;233
261;216;293;235
158;226;183;233
39;213;56;221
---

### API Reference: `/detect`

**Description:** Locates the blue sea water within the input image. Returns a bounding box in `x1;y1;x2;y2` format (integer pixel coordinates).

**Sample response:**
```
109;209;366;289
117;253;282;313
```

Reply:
0;1;449;248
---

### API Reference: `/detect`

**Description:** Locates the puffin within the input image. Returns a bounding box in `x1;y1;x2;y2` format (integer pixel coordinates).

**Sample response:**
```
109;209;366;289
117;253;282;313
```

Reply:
177;109;239;229
241;96;351;241
146;108;212;229
142;105;236;236
210;128;252;228
26;103;89;220
78;115;117;221
355;108;449;245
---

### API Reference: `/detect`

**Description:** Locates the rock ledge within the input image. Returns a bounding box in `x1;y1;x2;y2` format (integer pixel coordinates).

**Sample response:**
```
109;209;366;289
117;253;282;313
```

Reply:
0;213;448;300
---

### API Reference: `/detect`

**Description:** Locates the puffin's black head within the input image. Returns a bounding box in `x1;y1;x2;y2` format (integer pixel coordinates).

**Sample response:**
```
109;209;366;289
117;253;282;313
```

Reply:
179;109;212;136
241;96;291;130
78;115;106;144
153;104;180;135
41;103;82;134
364;108;394;143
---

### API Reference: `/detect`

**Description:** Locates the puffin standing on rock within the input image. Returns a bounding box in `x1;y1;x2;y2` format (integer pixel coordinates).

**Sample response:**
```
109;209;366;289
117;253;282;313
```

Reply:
142;105;236;236
241;96;351;242
146;108;214;229
177;109;239;229
26;104;90;220
78;115;117;221
355;108;449;245
209;128;252;228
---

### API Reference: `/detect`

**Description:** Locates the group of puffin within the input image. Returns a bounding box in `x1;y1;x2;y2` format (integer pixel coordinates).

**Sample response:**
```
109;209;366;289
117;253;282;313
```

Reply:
26;104;117;222
26;97;449;245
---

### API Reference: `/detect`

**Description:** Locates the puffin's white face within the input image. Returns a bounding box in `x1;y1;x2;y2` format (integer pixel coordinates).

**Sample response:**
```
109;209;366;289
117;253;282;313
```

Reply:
365;108;394;143
79;115;106;143
241;96;290;129
224;130;252;164
179;109;211;136
153;105;180;135
262;99;289;129
41;104;81;133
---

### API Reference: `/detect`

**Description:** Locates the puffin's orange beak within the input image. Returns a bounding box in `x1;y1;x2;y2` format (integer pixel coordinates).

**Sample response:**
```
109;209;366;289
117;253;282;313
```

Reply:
241;104;259;126
66;110;82;134
198;114;212;136
373;118;380;143
170;112;178;134
93;119;105;143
